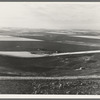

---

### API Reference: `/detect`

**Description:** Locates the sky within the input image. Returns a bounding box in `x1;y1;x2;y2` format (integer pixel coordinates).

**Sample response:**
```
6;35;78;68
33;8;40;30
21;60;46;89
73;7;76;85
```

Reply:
0;2;100;30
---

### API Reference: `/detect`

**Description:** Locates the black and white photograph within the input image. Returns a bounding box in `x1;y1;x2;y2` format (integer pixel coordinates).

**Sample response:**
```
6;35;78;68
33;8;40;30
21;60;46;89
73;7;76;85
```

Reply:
0;2;100;95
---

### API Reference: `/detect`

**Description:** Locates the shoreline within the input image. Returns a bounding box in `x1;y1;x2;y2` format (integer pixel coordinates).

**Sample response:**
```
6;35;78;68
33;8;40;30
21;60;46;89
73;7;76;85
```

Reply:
0;50;100;58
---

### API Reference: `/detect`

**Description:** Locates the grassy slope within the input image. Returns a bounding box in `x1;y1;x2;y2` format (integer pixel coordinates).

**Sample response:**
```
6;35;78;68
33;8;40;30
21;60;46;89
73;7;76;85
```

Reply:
0;79;100;94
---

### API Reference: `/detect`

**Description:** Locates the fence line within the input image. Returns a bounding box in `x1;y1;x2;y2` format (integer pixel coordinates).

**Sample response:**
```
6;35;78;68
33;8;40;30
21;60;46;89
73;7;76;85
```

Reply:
0;75;99;80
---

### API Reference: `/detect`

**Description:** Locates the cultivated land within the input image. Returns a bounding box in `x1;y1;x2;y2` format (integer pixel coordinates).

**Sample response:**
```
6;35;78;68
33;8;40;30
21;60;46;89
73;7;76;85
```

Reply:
0;28;100;94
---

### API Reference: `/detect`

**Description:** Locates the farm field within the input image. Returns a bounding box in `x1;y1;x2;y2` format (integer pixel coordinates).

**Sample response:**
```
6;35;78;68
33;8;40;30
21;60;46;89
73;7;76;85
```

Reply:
0;29;99;77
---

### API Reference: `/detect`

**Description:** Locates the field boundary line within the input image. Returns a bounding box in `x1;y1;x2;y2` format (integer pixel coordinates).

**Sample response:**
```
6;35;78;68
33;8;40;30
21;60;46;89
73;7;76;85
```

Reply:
0;75;99;80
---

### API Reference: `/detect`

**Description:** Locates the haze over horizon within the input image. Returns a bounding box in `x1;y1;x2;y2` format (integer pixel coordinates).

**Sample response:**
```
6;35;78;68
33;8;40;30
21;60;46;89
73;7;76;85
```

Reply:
0;2;100;30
